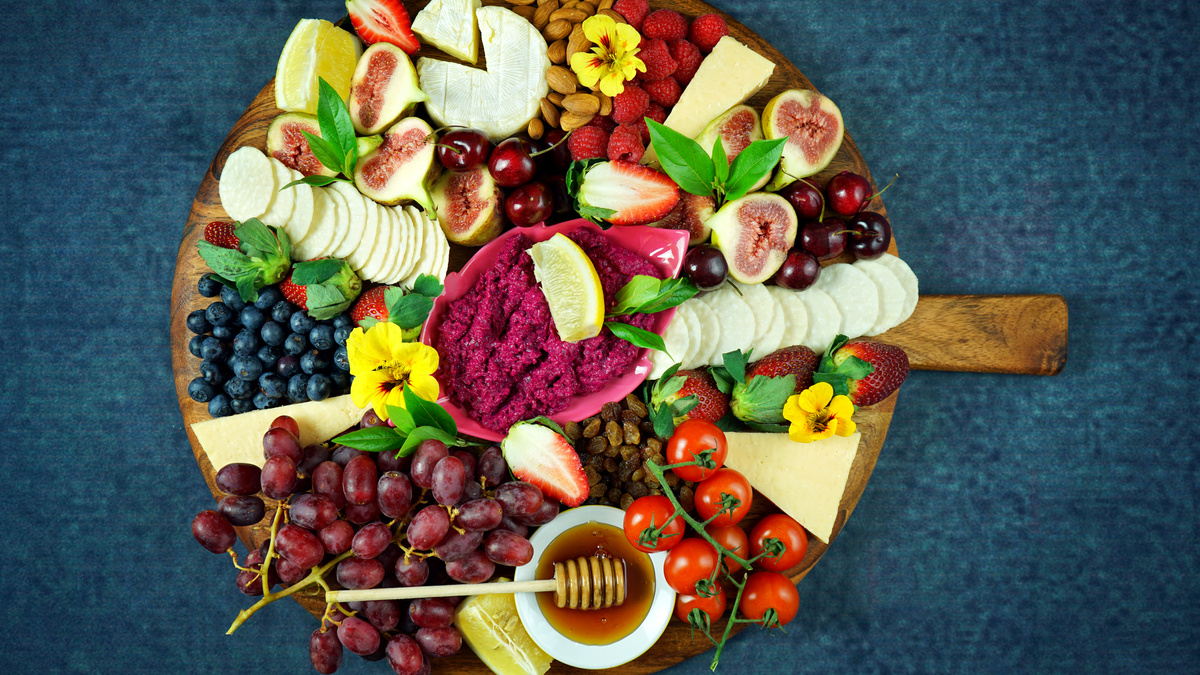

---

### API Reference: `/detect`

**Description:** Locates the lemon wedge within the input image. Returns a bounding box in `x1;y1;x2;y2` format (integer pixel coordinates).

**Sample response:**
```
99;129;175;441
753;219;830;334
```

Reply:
529;234;605;343
453;581;552;675
275;18;363;114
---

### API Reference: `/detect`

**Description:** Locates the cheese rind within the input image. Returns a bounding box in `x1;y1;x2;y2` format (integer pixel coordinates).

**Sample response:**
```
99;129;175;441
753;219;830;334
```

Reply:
412;0;482;64
192;395;369;471
723;431;861;544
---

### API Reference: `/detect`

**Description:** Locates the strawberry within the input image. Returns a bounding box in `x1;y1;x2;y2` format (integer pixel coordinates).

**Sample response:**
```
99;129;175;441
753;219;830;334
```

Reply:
502;422;589;507
649;368;729;434
204;221;240;250
730;346;820;424
350;275;444;337
828;339;910;406
346;0;420;54
351;286;390;325
575;160;680;226
278;258;364;320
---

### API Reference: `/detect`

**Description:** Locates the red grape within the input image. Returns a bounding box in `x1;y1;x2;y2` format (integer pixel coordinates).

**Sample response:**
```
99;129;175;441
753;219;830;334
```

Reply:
275;523;323;569
298;444;331;476
276;555;309;585
236;567;265;596
494;515;529;538
215;462;261;496
386;634;426;675
191;510;235;553
395;557;430;587
431;456;466;505
352;521;393;559
361;599;401;633
337;616;380;656
270;414;300;438
476;445;506;487
309;628;343;674
516;498;559;526
483;529;534;567
446;549;496;584
343;455;378;505
290;493;338;530
331;445;365;466
336;557;385;590
377;449;411;474
261;456;298;500
409;597;455;628
318;520;354;555
345;500;381;524
407;506;450;550
410;440;449;489
415;626;462;658
378;471;413;519
217;494;265;526
455;498;503;531
494;481;543;518
263;426;303;464
451;450;476;482
312;461;347;508
432;529;484;563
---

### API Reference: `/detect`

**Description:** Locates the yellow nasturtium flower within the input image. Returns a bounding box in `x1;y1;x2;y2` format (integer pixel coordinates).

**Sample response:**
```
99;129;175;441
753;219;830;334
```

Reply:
782;382;857;443
569;14;646;97
347;322;440;421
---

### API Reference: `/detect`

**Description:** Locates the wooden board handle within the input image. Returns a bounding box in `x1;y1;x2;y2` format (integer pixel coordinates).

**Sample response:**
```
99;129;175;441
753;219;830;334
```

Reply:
879;294;1068;375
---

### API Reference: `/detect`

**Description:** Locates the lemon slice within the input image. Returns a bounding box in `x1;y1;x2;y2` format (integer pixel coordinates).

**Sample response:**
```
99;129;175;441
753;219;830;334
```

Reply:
275;18;363;114
453;581;552;675
529;234;605;343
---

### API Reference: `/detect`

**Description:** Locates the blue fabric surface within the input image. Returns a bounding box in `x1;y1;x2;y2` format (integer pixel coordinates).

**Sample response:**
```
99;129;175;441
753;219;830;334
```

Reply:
1;0;1197;673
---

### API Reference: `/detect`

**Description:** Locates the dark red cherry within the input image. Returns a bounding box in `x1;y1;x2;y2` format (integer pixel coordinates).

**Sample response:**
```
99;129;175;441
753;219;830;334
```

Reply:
847;211;892;260
825;171;872;216
488;137;537;188
798;218;848;261
436;128;492;172
505;182;554;227
535;128;573;175
773;249;821;290
777;178;824;220
682;245;729;290
541;174;573;218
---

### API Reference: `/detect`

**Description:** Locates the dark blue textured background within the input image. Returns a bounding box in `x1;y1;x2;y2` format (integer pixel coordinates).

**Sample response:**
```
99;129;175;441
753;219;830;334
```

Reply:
2;0;1197;672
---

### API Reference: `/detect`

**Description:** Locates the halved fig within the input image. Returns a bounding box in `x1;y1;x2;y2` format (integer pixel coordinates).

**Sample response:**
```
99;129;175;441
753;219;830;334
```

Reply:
695;105;768;193
650;192;716;245
266;112;336;177
353;117;439;211
709;192;798;284
762;89;844;191
430;166;505;247
348;42;427;136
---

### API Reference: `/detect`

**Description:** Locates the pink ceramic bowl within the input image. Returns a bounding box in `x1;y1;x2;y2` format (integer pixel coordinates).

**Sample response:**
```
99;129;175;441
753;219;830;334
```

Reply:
420;219;690;442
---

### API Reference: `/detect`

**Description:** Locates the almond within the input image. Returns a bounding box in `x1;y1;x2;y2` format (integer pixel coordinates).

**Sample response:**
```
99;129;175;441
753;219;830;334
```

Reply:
599;0;614;9
547;39;568;64
540;98;561;129
598;8;626;24
545;65;578;95
562;93;601;116
548;92;565;106
543;18;573;42
512;5;537;20
576;3;596;17
560;111;596;132
533;0;559;30
537;0;557;5
509;0;537;4
528;118;545;140
549;7;588;24
598;91;613;116
566;24;592;62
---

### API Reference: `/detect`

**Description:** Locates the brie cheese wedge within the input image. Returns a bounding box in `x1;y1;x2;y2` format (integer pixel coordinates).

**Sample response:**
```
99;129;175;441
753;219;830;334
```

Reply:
412;0;482;64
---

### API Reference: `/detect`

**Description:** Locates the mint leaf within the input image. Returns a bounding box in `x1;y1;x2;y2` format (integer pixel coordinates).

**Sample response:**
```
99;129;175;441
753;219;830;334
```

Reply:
333;426;406;453
412;274;443;298
300;131;346;177
646;119;716;197
712;135;729;186
390;293;434;329
291;259;344;285
724;137;788;202
316;78;356;175
606;321;667;353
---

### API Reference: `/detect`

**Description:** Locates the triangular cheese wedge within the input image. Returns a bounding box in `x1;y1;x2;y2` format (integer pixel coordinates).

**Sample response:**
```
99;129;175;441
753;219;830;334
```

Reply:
412;0;482;64
192;395;369;470
723;431;860;544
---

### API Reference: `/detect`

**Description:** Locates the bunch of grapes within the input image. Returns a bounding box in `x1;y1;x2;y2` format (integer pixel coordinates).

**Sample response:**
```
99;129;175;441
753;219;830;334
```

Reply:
191;412;560;675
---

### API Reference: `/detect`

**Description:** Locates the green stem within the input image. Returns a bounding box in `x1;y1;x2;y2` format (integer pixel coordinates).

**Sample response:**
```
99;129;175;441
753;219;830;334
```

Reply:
260;506;285;597
227;548;355;635
709;574;749;671
645;460;752;571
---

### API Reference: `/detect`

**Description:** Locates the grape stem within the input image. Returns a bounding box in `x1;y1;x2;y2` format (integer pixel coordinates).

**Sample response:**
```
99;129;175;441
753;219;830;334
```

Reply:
227;547;354;635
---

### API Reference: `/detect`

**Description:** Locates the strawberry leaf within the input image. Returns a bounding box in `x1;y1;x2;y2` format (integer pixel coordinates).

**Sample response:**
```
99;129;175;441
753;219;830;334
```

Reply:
646;118;716;197
412;274;443;298
651;402;676;439
304;285;353;320
812;372;852;397
709;366;734;395
389;293;435;329
833;354;874;380
730;374;795;425
526;415;568;438
722;349;750;384
235;219;280;257
292;259;345;285
359;317;381;331
817;334;851;373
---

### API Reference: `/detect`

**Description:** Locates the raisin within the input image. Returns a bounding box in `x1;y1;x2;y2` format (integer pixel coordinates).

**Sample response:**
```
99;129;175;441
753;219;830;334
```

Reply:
584;466;601;486
604;457;618;473
621;409;641;427
583;418;602;438
631;468;645;482
607;487;622;503
585;454;604;470
620;494;635;510
644;438;662;455
625;394;649;418
627;481;649;498
678;485;695;512
605;421;623;447
587;436;608;455
564;420;582;441
664;472;679;488
590;483;607;498
619;445;638;462
640;420;656;436
618;458;639;481
623;421;641;446
601;402;621;422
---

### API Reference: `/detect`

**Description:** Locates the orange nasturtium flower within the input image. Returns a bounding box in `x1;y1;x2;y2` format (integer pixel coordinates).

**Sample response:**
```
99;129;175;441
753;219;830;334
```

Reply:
782;382;857;443
347;321;439;421
569;14;646;97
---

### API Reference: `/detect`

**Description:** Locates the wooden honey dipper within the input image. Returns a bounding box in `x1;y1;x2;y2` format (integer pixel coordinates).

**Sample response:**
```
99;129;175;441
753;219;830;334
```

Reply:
326;555;627;610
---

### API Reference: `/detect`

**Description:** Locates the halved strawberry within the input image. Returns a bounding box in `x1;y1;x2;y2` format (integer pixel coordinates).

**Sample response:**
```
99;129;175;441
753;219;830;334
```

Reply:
346;0;420;54
204;221;240;250
576;160;680;226
501;421;588;507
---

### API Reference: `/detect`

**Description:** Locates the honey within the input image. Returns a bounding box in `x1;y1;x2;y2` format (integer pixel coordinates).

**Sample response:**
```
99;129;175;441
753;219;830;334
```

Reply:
535;521;655;645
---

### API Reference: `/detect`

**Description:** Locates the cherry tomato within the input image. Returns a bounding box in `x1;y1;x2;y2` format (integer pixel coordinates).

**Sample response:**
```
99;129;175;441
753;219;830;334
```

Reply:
623;495;685;553
750;514;809;572
694;468;752;527
665;419;727;482
674;584;727;625
705;523;749;564
739;571;799;627
663;538;720;595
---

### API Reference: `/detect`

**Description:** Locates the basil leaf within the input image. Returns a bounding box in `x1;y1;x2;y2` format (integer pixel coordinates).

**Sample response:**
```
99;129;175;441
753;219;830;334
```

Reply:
711;135;729;186
403;385;458;437
291;259;344;285
724;137;788;202
282;174;343;189
390;293;434;329
301;131;347;177
646;119;715;197
316;78;356;174
634;278;699;314
611;275;661;316
607;321;667;354
412;274;443;298
333;426;407;453
386;404;417;436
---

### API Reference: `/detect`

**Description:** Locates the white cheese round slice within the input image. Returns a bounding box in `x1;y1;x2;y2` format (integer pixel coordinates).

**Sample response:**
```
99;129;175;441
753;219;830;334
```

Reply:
386;206;417;284
648;311;690;380
684;298;721;368
258;159;295;228
749;289;786;361
872;253;919;327
292;189;334;261
730;281;778;362
375;208;408;284
813;263;878;338
327;181;368;260
282;169;314;245
359;202;394;282
854;259;906;335
218;147;274;222
767;285;808;350
675;304;704;370
700;287;756;366
402;208;441;287
346;200;381;272
315;186;350;259
795;286;841;354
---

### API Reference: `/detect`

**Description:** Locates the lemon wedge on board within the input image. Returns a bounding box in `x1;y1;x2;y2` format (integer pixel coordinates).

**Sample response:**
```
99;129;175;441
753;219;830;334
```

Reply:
529;234;605;343
453;581;552;675
275;18;362;114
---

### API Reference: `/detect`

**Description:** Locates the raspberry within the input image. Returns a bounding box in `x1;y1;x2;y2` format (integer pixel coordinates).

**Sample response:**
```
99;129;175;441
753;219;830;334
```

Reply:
639;38;678;82
688;14;728;53
643;76;681;107
611;85;649;125
669;39;703;86
567;126;610;162
612;0;649;31
641;9;688;42
607;124;645;163
638;103;667;144
587;114;617;133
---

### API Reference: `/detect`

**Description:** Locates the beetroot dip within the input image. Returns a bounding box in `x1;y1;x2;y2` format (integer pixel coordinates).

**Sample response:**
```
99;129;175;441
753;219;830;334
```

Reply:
435;227;661;433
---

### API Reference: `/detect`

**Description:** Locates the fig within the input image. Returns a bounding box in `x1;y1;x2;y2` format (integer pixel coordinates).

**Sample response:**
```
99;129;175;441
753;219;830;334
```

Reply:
708;192;798;284
762;89;844;191
348;42;427;136
430;166;505;247
650;192;716;245
696;104;764;163
353;117;439;212
266;112;336;177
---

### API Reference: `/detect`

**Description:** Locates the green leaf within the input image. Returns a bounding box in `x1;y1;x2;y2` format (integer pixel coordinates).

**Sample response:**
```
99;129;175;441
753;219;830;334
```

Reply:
651;402;676;439
577;204;618;224
359;317;380;331
610;275;662;316
722;350;749;384
526;416;568;438
817;334;851;373
713;410;747;432
565;158;606;199
656;374;686;400
196;241;253;279
834;354;874;380
607;321;667;353
304;284;344;310
646;119;716;197
234;219;278;256
745;421;791;433
386;404;417;436
724;137;788;202
634;278;699;315
316;78;357;174
282;174;344;190
300;130;346;177
710;366;734;395
291;259;344;286
711;135;729;186
389;293;435;329
399;425;460;457
333;426;407;453
402;385;458;437
668;393;699;418
730;374;795;425
412;274;444;298
812;372;852;398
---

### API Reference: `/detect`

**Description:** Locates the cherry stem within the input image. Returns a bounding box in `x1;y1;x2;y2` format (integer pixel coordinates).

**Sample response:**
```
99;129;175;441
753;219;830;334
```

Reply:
866;173;899;201
529;129;572;158
431;143;463;155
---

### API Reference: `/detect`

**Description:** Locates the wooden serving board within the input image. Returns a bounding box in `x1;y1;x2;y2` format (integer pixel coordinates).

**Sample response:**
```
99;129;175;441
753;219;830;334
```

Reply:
169;2;1067;672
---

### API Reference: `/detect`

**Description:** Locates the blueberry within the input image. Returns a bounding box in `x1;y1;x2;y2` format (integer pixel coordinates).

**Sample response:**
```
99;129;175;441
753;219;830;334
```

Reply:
224;377;255;400
254;286;284;311
200;337;227;362
256;345;282;371
189;335;205;358
237;355;266;381
271;301;297;324
232;329;260;356
333;346;350;371
284;332;308;356
197;274;223;298
309;325;335;350
288;374;311;403
329;370;350;391
211;325;236;341
231;397;255;414
276;355;300;379
299;350;329;375
253;392;276;410
199;361;227;386
333;325;353;346
205;302;233;327
220;285;247;312
186;309;212;335
240;306;266;332
307;374;332;401
260;321;286;346
333;312;354;328
188;377;216;403
208;394;233;418
259;372;287;399
289;311;316;335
